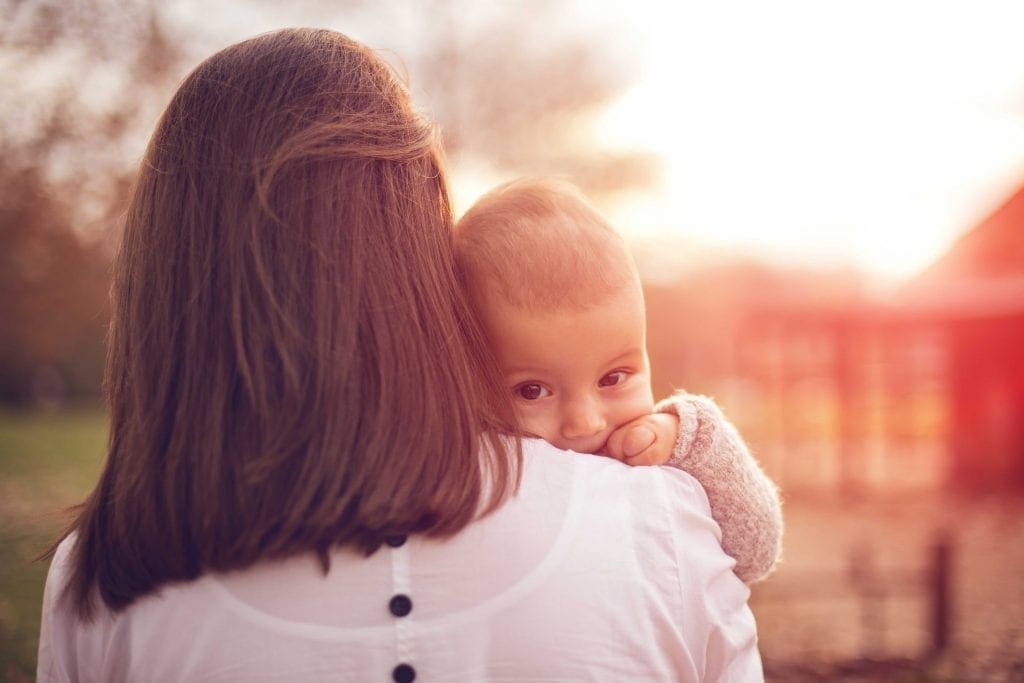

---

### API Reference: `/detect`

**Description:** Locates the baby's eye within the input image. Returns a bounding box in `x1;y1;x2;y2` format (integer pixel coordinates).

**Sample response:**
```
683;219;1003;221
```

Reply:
514;383;551;401
598;370;627;388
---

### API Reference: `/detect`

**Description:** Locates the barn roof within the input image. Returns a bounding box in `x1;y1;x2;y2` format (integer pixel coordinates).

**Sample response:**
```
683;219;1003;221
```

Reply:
899;184;1024;317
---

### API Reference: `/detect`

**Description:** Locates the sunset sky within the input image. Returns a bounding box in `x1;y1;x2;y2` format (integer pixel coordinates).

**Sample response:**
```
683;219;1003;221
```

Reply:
590;1;1024;283
161;1;1024;283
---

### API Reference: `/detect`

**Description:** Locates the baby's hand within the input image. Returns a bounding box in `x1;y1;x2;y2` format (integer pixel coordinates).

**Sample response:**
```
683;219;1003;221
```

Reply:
604;413;679;466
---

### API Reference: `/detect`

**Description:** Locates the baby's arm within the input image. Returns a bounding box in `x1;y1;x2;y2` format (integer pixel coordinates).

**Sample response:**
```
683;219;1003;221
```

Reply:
606;393;783;584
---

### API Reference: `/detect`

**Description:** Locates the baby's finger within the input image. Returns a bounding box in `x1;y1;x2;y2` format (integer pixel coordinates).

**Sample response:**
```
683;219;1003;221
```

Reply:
622;424;656;459
624;446;662;467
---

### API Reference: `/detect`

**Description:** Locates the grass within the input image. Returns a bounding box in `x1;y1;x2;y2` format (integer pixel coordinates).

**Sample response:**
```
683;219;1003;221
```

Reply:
0;410;107;682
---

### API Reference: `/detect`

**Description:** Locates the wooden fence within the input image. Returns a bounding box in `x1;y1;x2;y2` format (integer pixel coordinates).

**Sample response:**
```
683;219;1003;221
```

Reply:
751;532;953;678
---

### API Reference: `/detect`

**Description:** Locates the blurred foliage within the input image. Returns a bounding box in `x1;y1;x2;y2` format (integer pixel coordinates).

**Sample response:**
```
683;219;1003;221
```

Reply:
0;0;656;406
405;0;659;195
0;168;109;404
0;0;182;406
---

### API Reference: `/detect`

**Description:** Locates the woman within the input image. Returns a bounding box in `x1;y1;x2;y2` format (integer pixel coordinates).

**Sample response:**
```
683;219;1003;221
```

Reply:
38;28;761;681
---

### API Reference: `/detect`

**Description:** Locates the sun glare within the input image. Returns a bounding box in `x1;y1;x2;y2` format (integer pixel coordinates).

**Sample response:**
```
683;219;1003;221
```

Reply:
595;1;1024;282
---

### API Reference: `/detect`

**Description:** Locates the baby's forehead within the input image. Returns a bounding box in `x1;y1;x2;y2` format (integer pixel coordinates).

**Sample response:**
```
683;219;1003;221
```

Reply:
487;268;635;319
477;272;638;323
464;224;638;310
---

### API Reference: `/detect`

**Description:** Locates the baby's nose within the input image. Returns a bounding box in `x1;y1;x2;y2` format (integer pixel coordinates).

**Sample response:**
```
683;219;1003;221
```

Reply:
561;403;607;440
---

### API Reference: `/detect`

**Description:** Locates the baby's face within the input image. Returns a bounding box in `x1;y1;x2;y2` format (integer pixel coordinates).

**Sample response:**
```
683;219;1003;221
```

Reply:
480;286;654;454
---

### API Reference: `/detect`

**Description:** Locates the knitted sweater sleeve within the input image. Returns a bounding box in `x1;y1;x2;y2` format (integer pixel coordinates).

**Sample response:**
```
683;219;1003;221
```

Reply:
655;392;783;584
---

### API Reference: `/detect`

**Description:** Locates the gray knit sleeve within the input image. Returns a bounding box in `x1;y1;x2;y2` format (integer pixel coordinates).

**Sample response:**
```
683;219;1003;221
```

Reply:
656;392;783;584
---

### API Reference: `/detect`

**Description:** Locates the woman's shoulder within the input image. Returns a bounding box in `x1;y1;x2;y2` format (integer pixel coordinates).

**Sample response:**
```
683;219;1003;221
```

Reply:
515;439;750;650
40;532;78;620
48;532;76;572
38;533;252;681
520;437;714;517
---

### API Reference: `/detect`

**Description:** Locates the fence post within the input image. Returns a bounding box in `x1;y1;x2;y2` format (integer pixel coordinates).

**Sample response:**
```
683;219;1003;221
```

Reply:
929;533;952;656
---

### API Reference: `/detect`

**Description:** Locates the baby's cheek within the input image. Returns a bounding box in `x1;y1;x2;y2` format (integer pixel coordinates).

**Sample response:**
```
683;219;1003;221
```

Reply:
514;405;559;442
633;377;656;410
640;381;655;412
614;384;656;428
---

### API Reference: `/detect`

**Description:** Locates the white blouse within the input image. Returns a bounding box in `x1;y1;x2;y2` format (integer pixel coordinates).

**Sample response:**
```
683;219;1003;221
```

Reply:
38;439;763;682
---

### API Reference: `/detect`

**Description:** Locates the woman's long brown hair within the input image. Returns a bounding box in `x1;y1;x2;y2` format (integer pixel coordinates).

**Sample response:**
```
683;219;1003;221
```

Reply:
55;28;519;619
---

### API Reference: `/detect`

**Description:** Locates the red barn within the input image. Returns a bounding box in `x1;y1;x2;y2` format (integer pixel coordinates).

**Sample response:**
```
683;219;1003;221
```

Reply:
899;185;1024;490
721;186;1024;493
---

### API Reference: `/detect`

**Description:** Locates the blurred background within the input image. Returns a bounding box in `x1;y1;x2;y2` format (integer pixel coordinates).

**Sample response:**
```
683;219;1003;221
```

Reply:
2;0;1023;680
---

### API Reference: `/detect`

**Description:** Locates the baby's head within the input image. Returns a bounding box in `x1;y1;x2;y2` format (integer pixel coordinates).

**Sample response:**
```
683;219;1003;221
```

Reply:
455;177;654;454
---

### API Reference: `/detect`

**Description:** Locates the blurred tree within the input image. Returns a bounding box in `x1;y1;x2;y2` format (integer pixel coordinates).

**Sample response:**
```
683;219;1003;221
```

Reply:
406;0;658;197
0;0;184;405
244;0;660;196
0;165;109;404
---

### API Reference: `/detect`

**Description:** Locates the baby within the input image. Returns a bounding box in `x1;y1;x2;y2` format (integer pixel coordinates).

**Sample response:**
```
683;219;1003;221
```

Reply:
454;177;782;583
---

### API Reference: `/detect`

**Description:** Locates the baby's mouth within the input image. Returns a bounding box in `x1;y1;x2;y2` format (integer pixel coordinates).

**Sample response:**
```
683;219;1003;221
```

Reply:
565;436;609;456
526;431;609;456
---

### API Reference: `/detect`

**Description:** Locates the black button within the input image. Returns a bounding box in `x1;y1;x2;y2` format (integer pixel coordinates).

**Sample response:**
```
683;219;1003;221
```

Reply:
392;663;416;682
385;534;407;548
389;594;412;617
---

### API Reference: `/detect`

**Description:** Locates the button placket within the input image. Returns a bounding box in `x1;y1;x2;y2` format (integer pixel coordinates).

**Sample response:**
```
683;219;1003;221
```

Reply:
389;537;415;681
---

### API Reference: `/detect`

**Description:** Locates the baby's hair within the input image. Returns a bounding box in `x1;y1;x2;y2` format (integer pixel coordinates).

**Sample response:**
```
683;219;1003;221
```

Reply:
455;177;639;311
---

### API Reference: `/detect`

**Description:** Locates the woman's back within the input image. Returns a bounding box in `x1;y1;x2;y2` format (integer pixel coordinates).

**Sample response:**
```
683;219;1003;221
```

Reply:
39;439;760;682
40;28;763;681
